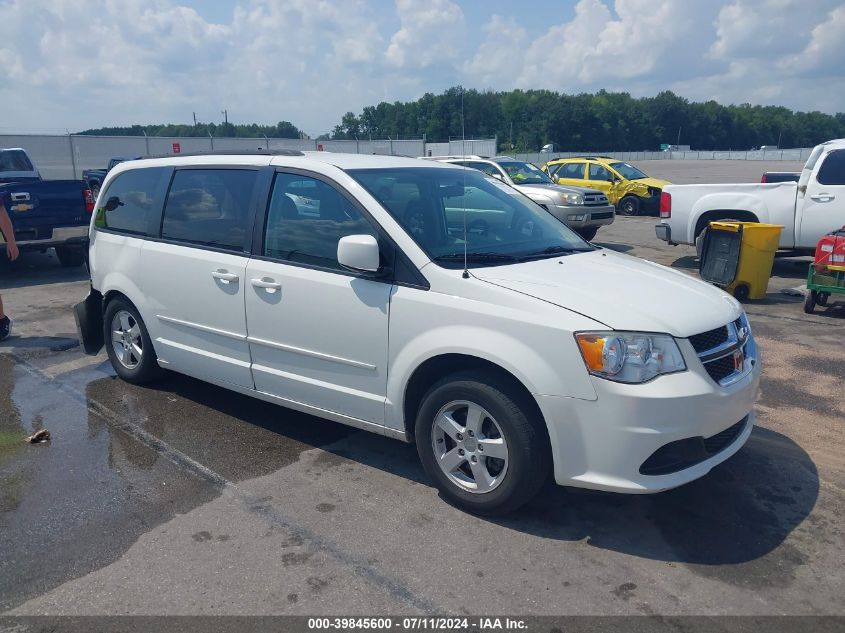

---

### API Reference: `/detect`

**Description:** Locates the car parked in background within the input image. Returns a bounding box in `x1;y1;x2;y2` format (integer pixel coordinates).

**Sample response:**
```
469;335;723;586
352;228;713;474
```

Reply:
83;157;141;199
76;150;759;515
0;148;95;266
542;156;670;216
434;156;615;241
657;138;845;254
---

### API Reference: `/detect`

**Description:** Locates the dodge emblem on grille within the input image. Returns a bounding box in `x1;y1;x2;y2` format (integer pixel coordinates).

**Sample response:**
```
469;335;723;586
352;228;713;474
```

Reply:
732;349;744;372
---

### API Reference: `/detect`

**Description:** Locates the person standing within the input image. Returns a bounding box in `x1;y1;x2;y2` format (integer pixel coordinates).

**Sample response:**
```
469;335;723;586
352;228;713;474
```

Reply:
0;199;20;340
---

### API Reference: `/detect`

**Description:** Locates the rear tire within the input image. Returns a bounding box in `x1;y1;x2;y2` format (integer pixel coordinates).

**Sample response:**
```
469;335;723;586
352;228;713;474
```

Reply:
618;196;640;216
804;290;817;314
104;298;161;384
414;371;551;516
55;246;86;267
575;226;598;241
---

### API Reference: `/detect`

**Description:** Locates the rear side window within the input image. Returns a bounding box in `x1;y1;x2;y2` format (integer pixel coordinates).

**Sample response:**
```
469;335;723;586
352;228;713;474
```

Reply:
558;162;585;179
263;173;376;270
588;163;612;182
161;169;257;251
816;150;845;185
94;167;168;235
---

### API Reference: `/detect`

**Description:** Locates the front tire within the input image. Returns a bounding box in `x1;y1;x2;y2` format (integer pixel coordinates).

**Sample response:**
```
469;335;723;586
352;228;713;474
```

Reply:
415;371;551;515
618;195;640;216
104;298;161;384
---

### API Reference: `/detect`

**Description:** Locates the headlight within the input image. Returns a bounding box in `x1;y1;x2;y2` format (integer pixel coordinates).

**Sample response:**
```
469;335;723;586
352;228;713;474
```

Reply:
575;331;686;383
560;193;583;205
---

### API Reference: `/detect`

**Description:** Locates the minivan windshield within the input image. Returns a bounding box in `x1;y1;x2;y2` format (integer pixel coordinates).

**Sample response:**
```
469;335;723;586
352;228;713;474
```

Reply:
348;167;593;268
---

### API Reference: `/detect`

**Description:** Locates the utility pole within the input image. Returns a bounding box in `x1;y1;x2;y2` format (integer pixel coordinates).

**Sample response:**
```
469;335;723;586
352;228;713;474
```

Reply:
221;109;228;125
676;127;682;146
193;112;197;127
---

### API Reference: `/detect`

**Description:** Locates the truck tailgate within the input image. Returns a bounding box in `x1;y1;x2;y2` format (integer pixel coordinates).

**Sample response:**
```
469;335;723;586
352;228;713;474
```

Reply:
0;180;90;242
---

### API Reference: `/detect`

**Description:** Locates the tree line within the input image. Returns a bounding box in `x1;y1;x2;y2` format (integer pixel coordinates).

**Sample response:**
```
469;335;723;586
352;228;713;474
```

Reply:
79;121;304;139
328;87;845;151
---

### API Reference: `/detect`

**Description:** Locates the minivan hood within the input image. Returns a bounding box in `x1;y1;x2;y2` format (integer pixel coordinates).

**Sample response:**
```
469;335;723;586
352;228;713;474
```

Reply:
471;249;741;337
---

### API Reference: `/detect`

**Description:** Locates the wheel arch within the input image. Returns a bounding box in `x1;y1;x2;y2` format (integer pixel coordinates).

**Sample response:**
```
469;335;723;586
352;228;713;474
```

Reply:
693;209;760;240
401;353;550;449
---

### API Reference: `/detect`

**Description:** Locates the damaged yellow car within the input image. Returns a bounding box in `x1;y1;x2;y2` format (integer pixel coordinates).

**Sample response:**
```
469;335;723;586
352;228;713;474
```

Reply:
542;156;670;216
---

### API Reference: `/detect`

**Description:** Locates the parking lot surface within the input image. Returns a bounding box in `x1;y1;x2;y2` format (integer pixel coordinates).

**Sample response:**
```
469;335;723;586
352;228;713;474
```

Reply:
0;161;842;616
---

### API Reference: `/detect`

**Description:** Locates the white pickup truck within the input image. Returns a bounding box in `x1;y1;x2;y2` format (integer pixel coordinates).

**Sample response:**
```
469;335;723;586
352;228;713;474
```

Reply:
656;138;845;253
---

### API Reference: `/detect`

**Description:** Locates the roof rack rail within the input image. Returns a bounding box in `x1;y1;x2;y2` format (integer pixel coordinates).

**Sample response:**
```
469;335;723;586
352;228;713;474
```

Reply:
139;149;305;160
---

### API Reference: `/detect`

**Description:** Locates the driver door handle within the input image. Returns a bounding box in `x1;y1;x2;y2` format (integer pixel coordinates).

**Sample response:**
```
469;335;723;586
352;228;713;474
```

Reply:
251;277;282;291
211;270;239;283
810;193;835;202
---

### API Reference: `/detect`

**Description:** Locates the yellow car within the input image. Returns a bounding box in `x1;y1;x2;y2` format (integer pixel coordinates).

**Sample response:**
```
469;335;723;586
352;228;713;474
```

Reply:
542;156;670;216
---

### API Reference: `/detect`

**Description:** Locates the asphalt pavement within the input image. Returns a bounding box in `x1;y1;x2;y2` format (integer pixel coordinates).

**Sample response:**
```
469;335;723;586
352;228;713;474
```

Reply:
0;160;842;617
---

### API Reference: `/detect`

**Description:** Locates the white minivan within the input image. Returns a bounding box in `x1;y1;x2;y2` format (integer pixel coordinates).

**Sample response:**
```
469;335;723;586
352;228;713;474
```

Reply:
76;151;760;514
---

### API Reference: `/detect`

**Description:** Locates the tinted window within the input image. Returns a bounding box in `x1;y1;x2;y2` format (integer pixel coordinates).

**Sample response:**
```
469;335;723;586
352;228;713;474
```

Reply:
497;161;552;184
466;162;502;178
263;173;377;270
0;150;34;172
94;167;168;235
589;163;612;182
817;150;845;185
161;169;257;251
558;162;585;179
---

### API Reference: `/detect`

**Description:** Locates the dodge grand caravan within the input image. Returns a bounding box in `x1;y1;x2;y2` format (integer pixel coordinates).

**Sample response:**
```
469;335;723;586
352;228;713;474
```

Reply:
76;151;760;515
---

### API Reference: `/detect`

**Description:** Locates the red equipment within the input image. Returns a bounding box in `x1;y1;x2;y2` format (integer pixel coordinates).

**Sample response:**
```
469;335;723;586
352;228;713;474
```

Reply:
814;227;845;273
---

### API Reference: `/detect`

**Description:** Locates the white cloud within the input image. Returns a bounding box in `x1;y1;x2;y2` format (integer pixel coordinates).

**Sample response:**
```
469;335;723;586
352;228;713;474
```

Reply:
0;0;841;136
385;0;465;68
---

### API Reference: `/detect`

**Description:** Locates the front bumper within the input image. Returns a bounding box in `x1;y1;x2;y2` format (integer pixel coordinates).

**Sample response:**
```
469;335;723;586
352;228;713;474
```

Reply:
549;204;616;228
536;337;761;493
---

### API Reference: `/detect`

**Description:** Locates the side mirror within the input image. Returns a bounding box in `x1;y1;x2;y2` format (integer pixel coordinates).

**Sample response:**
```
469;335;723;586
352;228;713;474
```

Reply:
104;196;124;212
337;234;381;273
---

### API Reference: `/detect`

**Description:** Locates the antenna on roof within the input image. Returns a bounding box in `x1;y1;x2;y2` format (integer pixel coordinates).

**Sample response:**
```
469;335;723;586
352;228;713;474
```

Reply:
461;86;469;280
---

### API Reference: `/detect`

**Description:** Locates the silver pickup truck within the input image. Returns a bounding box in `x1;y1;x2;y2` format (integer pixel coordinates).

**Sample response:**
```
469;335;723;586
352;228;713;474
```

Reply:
434;156;615;241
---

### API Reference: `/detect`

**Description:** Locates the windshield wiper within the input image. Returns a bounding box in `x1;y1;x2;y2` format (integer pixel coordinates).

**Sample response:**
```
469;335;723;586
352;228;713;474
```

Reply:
434;252;519;263
518;245;593;261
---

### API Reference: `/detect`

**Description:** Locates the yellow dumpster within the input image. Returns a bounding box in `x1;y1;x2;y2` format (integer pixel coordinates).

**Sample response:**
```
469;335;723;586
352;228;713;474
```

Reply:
699;221;784;300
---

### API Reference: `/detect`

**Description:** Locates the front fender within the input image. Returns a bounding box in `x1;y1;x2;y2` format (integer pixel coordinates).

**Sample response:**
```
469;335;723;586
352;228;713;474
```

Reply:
384;324;598;432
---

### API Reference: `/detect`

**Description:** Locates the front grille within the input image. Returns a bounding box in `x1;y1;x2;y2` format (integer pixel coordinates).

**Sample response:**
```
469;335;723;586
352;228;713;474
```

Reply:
704;354;737;383
590;211;614;220
688;316;754;385
639;417;748;475
689;326;728;353
583;195;609;206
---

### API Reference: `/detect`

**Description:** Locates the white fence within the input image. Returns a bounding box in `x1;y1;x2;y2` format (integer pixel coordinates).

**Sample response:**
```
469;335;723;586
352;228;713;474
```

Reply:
0;134;428;180
512;148;814;165
2;132;815;180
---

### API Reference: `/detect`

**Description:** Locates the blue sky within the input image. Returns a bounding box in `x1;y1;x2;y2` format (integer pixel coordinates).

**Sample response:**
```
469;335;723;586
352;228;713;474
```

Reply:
0;0;842;137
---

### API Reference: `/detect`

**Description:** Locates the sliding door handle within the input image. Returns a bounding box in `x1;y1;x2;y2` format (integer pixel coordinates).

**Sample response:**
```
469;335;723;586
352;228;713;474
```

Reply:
211;270;239;284
251;277;282;291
